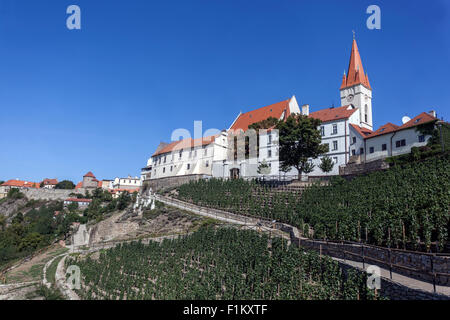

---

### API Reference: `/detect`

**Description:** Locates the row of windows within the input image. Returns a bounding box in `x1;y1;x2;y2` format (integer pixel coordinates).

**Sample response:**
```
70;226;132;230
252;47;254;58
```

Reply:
352;135;425;156
154;148;209;166
320;124;339;137
323;140;339;152
155;161;210;175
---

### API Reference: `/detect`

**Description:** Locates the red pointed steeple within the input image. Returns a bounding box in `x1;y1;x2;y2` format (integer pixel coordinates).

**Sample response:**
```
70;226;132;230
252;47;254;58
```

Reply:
340;39;371;90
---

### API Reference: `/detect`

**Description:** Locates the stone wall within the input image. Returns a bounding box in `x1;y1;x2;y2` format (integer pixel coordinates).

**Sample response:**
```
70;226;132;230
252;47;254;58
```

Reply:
336;261;449;300
339;158;389;176
143;174;210;193
292;238;449;286
22;188;88;201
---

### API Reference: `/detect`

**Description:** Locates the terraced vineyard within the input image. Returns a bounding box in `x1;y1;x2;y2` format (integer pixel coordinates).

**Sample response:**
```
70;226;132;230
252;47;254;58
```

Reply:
67;227;377;300
176;155;450;251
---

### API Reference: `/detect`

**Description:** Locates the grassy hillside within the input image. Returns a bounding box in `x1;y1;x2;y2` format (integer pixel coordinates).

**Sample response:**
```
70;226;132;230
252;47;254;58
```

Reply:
176;154;450;251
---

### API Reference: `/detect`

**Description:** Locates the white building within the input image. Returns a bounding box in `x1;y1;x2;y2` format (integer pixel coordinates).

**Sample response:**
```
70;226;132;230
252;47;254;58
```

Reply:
149;133;228;180
113;176;142;190
350;111;438;163
145;37;441;181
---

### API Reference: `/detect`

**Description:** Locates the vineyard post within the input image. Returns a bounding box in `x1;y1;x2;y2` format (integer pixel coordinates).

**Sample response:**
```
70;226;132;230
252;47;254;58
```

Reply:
388;248;393;280
430;255;436;294
362;245;365;270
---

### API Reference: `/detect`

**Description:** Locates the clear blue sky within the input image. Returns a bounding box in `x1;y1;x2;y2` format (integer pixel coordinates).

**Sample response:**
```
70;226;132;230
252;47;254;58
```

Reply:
0;0;449;183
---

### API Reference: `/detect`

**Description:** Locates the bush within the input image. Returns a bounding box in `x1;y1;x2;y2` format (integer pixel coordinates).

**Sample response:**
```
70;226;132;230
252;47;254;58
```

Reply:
7;188;24;200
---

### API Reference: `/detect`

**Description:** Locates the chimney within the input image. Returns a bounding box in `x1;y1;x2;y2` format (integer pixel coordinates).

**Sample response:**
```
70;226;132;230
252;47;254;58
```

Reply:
301;104;310;116
429;110;437;118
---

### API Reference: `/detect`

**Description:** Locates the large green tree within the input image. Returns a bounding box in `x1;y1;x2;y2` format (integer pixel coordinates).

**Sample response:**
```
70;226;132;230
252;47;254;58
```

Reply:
319;156;335;174
276;114;328;180
55;180;75;190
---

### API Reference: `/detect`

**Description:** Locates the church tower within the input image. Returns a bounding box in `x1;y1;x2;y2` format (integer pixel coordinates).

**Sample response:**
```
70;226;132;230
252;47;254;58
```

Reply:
340;38;373;130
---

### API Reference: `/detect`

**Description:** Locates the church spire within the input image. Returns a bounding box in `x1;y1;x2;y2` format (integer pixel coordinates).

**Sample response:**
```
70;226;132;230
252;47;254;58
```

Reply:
340;38;371;90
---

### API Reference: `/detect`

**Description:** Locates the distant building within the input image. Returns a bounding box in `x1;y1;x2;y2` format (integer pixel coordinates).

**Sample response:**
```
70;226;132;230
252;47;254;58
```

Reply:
149;134;228;180
75;172;101;190
41;178;58;189
99;180;113;190
0;180;40;199
64;198;92;208
110;188;140;199
113;176;142;190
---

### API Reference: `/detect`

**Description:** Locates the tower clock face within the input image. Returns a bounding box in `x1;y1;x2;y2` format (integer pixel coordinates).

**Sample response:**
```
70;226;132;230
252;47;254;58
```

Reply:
347;94;354;102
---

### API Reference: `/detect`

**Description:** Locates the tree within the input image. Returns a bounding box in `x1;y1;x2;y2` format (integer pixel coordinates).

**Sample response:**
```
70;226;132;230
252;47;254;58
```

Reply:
319;156;334;174
7;188;24;200
276;114;328;180
55;180;75;190
0;215;6;232
257;160;271;176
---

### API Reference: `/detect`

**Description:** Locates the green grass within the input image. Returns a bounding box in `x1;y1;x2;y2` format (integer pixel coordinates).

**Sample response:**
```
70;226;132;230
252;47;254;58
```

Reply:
46;256;65;285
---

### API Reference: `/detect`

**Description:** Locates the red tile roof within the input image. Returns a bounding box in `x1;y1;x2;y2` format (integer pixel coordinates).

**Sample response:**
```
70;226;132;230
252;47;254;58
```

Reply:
152;135;218;157
110;188;140;194
1;180;40;189
83;171;96;178
41;178;58;185
75;182;83;189
349;124;373;137
340;39;371;90
398;112;437;130
364;112;437;140
366;122;400;139
309;105;357;123
230;99;291;132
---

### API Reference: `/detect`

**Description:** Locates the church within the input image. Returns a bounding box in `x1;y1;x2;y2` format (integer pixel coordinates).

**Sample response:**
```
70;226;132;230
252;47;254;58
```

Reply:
144;38;438;182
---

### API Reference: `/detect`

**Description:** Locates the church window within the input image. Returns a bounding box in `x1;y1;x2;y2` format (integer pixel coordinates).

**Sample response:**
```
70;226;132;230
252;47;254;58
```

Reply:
364;105;368;123
268;149;272;158
352;149;356;156
187;164;190;170
268;134;272;145
163;168;165;173
205;160;209;167
352;137;356;144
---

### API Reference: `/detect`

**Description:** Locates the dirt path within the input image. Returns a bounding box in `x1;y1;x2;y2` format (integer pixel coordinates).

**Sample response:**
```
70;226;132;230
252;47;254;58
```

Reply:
4;245;68;284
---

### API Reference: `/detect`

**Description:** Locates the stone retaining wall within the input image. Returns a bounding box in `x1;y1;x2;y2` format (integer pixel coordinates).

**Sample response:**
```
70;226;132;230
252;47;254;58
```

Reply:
22;188;88;201
143;175;210;193
339;159;389;176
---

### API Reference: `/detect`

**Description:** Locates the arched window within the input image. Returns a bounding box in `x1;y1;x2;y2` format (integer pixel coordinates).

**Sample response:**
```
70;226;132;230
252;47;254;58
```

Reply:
364;105;368;123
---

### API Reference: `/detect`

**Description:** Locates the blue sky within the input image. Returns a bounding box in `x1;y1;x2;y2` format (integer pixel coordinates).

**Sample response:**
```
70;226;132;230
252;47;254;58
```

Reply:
0;0;449;182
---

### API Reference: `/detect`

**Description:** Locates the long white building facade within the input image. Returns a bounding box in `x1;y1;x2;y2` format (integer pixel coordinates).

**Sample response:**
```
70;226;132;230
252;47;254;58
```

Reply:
145;38;439;181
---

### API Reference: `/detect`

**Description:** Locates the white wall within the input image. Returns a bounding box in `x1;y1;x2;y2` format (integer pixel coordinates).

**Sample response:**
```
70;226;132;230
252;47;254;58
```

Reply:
365;128;430;162
151;133;228;180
